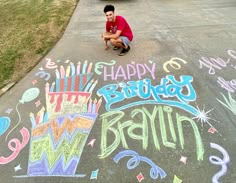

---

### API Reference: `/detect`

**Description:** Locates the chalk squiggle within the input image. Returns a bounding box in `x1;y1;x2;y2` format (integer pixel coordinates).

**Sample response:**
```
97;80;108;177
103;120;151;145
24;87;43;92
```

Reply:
94;60;116;75
209;143;230;183
113;150;167;180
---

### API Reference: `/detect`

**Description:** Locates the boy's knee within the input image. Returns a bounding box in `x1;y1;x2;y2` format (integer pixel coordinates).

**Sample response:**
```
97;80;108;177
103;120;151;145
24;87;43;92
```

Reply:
110;39;116;45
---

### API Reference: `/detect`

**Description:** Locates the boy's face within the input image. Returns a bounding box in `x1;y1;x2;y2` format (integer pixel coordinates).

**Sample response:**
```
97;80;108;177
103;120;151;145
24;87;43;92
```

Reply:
105;11;115;22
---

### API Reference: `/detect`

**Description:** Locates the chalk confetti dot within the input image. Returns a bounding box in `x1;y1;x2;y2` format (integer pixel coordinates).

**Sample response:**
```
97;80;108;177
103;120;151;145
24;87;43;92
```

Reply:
32;80;38;85
90;169;99;179
87;138;96;148
35;100;41;107
179;156;187;164
173;175;182;183
208;127;216;134
5;108;13;114
136;172;144;182
14;164;22;172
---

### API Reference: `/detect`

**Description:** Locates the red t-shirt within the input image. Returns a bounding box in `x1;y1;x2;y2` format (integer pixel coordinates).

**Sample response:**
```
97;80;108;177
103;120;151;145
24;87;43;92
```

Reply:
106;15;133;41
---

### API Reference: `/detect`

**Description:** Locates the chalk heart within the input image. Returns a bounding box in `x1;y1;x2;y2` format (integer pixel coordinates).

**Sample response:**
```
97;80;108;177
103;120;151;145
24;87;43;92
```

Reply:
0;116;11;136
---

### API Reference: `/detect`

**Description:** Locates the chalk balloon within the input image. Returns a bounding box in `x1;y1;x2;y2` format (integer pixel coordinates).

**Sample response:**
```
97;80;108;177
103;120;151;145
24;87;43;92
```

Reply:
19;88;40;104
0;116;11;136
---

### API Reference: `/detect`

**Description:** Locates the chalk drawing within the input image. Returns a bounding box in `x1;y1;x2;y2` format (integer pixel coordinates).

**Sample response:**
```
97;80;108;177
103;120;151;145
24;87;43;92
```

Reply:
208;127;217;134
32;80;38;85
102;62;156;81
0;116;10;136
163;57;187;73
35;71;51;81
90;169;99;179
217;92;236;115
27;62;102;176
199;57;228;75
179;156;187;164
94;60;116;75
99;106;204;161
45;58;58;69
87;138;96;148
5;108;13;114
137;172;144;182
5;88;40;141
217;77;236;93
97;75;200;116
198;49;236;75
173;175;182;183
35;100;41;107
113;150;167;180
209;143;230;183
227;49;236;60
14;164;22;172
0;127;30;164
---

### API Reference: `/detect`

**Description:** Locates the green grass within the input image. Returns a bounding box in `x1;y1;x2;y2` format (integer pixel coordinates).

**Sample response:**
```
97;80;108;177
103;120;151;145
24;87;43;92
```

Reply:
0;0;78;88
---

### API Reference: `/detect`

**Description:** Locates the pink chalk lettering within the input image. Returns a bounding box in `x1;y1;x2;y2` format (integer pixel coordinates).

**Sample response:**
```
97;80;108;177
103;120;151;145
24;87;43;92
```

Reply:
0;127;30;164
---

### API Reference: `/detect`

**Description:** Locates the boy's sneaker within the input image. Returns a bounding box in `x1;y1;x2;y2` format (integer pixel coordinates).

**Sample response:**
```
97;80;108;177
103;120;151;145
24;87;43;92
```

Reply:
118;45;130;56
113;46;120;50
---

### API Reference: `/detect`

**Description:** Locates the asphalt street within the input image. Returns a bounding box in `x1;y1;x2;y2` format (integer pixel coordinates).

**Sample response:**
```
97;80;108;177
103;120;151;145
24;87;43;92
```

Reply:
0;0;236;182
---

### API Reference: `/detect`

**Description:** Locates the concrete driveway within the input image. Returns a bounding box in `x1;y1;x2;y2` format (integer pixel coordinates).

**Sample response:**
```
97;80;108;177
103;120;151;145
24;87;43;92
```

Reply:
0;0;236;182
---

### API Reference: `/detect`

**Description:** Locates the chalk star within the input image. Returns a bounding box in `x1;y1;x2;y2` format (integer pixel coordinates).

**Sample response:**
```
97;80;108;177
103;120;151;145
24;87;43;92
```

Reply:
14;164;22;172
87;138;96;148
192;104;216;128
179;156;187;164
5;108;13;114
136;172;144;182
90;169;99;179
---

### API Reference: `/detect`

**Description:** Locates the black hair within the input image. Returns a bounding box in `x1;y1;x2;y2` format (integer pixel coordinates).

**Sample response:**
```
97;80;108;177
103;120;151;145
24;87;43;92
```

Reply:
104;5;115;13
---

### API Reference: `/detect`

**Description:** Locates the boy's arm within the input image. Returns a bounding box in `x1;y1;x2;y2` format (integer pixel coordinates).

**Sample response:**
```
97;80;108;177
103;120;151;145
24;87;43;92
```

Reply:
103;30;122;39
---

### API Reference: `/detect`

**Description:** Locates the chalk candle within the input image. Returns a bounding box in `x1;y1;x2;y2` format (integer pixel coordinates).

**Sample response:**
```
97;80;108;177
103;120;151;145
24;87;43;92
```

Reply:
82;60;88;74
83;103;87;113
64;65;71;91
84;79;93;92
59;65;65;78
75;62;81;91
88;99;92;113
92;99;97;113
30;113;36;127
35;112;40;125
87;62;93;73
96;98;102;113
39;107;45;124
77;61;81;75
70;62;76;76
50;82;55;92
45;82;50;93
88;80;98;93
59;65;65;91
55;69;60;92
